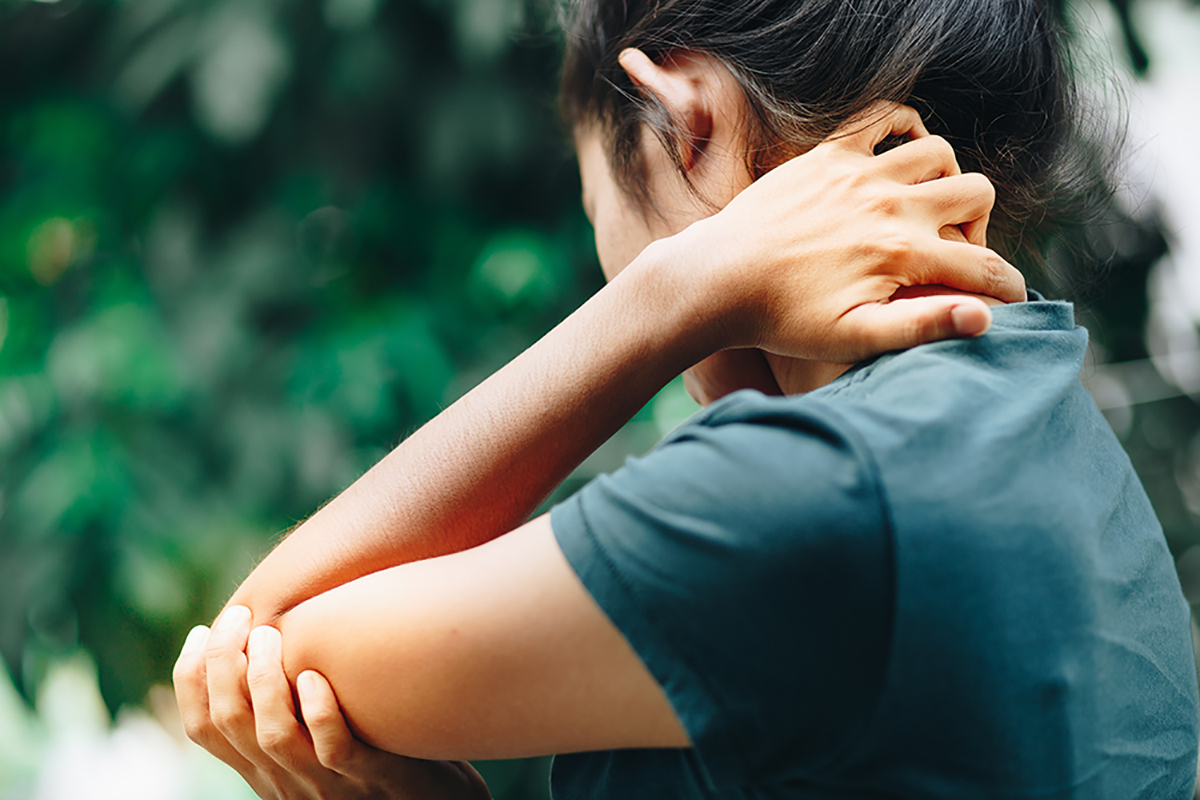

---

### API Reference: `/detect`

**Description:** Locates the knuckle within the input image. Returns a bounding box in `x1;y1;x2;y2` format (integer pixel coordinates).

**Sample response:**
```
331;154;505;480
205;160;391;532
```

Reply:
256;725;292;759
205;641;236;662
866;192;901;217
907;311;943;346
902;317;926;347
182;716;214;748
258;776;289;800
872;230;915;266
305;705;340;738
209;699;249;737
171;663;191;689
245;668;273;694
315;739;352;771
965;172;996;206
173;652;204;685
978;174;997;203
984;252;1006;280
980;254;1011;295
829;160;867;188
205;651;241;679
928;135;954;160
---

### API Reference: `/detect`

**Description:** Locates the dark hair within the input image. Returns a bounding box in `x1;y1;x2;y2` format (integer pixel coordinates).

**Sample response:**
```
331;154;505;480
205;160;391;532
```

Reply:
558;0;1107;286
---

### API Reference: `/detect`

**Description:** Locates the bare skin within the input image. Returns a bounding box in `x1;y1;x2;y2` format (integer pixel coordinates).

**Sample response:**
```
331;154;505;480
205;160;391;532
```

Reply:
174;48;1022;800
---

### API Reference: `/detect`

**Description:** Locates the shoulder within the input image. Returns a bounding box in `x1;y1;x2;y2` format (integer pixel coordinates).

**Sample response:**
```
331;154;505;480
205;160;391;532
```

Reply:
790;299;1103;501
564;384;892;572
550;387;896;786
810;299;1088;422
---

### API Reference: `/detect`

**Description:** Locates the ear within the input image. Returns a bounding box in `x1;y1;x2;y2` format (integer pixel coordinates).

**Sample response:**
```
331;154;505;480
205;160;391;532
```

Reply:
617;48;716;171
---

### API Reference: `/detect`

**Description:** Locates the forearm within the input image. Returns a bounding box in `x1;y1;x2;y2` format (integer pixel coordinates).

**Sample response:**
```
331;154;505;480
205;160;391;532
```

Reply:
225;108;1023;624
227;243;718;623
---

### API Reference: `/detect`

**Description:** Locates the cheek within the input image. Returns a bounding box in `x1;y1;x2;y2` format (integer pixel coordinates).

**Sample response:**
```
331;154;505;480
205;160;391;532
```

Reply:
593;205;655;282
592;226;621;282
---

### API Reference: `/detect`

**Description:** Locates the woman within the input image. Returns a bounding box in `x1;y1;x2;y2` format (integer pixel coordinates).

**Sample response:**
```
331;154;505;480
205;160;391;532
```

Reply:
174;1;1199;798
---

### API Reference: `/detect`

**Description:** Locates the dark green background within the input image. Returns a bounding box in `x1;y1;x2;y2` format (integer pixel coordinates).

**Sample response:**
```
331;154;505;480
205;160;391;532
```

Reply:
0;0;1195;797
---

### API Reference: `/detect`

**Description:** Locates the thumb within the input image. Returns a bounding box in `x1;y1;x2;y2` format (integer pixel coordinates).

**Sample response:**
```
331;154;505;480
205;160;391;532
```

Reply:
843;296;992;357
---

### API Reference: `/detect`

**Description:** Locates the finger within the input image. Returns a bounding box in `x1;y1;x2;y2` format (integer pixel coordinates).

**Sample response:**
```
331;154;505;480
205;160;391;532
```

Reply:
959;211;990;249
297;670;366;776
939;219;991;250
831;102;931;154
173;625;259;776
895;240;1024;304
939;224;968;244
903;172;994;246
247;626;317;773
842;295;995;358
206;606;263;761
874;135;963;183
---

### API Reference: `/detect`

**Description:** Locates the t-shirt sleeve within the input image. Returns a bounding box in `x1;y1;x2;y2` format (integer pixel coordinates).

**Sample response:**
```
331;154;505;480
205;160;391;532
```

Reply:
549;394;893;789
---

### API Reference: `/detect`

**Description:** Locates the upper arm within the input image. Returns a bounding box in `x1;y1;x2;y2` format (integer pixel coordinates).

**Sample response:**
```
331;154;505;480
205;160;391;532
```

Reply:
277;513;689;761
546;408;893;786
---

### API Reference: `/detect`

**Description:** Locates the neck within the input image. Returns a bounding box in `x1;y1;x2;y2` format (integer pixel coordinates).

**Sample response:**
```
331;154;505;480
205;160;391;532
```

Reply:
765;287;1010;395
764;354;855;396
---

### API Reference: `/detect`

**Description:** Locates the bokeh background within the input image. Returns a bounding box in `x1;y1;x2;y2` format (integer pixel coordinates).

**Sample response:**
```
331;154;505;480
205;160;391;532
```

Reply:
0;0;1198;797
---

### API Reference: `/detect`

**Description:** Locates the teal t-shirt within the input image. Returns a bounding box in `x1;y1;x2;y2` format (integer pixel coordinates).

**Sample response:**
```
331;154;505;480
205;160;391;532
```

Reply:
549;299;1199;799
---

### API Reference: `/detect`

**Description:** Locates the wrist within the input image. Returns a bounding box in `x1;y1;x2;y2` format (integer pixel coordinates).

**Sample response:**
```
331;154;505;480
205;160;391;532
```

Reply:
650;218;765;354
223;570;294;626
618;231;740;367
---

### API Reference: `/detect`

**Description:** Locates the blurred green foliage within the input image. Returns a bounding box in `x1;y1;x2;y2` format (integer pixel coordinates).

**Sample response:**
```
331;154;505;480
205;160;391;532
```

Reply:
0;0;604;719
0;0;1198;797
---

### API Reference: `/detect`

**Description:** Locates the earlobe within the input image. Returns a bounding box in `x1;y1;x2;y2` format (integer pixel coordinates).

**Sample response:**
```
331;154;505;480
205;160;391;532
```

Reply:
618;48;714;170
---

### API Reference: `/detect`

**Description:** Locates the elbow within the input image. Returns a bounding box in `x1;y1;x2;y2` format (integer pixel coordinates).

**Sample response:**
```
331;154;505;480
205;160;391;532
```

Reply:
274;592;471;759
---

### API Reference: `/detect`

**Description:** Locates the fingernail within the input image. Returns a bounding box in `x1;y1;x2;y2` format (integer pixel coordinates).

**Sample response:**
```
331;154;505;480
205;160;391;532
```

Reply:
248;626;275;658
951;304;989;337
181;625;209;655
214;605;250;634
297;671;317;702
